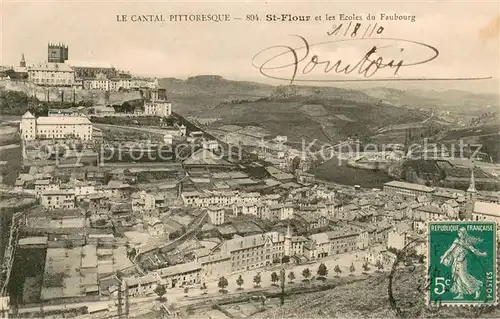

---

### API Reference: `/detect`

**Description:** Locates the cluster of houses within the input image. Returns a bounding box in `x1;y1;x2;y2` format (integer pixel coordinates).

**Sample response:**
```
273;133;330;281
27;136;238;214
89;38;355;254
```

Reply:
4;44;158;91
11;125;500;303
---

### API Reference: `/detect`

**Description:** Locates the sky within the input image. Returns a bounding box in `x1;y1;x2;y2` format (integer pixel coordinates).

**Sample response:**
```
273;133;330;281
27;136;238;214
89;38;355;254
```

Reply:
1;0;499;93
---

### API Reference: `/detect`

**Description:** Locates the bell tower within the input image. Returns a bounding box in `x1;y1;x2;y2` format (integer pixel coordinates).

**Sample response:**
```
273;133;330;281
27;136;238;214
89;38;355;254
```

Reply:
20;53;26;67
48;42;69;63
465;159;477;219
467;160;477;201
284;224;292;257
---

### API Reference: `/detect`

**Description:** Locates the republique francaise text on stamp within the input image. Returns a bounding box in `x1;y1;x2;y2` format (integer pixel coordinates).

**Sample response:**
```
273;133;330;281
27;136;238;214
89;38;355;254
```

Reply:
427;221;497;307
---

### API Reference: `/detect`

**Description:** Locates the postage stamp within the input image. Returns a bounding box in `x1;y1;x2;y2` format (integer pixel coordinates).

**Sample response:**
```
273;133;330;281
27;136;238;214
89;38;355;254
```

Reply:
427;221;497;306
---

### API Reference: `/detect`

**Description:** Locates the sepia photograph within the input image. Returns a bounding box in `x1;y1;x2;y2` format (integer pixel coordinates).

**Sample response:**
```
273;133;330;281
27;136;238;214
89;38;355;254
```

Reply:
0;0;499;318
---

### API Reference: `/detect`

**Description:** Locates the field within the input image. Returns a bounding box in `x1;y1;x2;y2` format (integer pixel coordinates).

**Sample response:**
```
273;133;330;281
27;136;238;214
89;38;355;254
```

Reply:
157;77;500;157
8;248;47;306
207;97;429;144
440;123;500;141
157;76;449;144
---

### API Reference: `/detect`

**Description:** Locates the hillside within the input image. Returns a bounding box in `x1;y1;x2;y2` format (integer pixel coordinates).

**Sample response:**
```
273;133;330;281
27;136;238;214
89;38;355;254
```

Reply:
160;75;274;97
158;76;500;159
364;87;499;114
209;97;431;143
253;266;500;318
159;75;274;116
160;76;434;143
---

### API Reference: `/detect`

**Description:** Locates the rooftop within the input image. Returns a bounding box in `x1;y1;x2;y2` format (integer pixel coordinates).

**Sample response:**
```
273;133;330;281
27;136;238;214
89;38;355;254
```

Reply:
18;236;48;246
384;181;435;193
34;179;51;185
155;261;202;277
310;232;330;244
148;217;162;226
66;60;114;69
36;116;92;125
474;201;500;217
221;233;268;252
42;189;75;195
418;205;444;214
326;230;360;239
183;148;233;166
22;111;35;119
82;245;98;268
28;62;74;72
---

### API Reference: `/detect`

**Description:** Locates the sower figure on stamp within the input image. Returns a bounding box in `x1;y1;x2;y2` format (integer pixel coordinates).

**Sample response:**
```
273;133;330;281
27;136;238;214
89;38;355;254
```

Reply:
440;227;488;300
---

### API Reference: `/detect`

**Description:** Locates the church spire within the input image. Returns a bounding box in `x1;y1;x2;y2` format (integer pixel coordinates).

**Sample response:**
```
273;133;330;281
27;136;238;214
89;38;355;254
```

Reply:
467;159;476;193
285;224;292;239
20;53;26;67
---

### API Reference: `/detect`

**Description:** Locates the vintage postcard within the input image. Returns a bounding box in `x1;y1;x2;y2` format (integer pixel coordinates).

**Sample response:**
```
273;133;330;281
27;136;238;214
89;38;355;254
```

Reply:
0;0;499;318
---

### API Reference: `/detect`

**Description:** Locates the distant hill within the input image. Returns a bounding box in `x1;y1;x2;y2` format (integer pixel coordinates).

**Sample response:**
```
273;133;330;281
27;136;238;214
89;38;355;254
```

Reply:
210;95;431;143
364;87;499;114
159;76;433;142
157;76;500;147
160;75;273;94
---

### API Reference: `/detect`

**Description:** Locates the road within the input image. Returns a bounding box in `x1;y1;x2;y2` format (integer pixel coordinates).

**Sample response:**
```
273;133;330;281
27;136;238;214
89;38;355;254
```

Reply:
94;123;169;137
15;296;157;315
0;118;20;125
375;109;435;134
172;267;393;315
164;245;386;304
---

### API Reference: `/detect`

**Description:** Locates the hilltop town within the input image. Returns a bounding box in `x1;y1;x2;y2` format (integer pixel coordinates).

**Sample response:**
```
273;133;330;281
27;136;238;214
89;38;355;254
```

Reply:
0;42;499;319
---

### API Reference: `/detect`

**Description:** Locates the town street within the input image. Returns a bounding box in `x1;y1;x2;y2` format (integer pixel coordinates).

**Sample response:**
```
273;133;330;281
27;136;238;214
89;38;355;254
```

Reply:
166;245;386;303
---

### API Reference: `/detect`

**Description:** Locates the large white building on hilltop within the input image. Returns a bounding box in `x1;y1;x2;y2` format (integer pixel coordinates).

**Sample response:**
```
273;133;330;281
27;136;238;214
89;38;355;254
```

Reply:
20;111;93;141
27;62;75;87
142;88;172;117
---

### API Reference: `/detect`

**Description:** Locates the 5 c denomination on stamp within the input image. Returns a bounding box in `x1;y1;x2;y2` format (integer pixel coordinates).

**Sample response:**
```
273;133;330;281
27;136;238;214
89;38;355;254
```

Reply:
427;221;497;306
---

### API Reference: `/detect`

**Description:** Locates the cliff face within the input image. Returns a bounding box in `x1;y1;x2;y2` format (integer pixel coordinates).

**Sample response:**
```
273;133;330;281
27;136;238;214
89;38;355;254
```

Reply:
0;80;142;106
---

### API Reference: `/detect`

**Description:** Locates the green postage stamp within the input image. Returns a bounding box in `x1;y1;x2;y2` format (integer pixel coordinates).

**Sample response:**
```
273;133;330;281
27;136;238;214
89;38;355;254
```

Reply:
427;221;497;306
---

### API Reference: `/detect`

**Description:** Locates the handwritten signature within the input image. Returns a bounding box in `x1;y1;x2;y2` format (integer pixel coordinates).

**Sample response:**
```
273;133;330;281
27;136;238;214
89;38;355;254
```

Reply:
252;35;440;85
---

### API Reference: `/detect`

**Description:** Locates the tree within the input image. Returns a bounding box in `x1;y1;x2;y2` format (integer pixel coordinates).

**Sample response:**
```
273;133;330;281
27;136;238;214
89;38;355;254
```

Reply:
253;273;262;288
376;260;384;270
200;282;207;295
116;270;125;280
288;271;296;283
271;272;279;286
129;247;137;260
349;263;356;273
260;295;267;308
302;268;311;281
218;276;229;293
154;284;167;301
334;265;342;276
317;263;328;280
236;275;244;290
64;240;73;249
75;142;83;152
362;261;370;271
